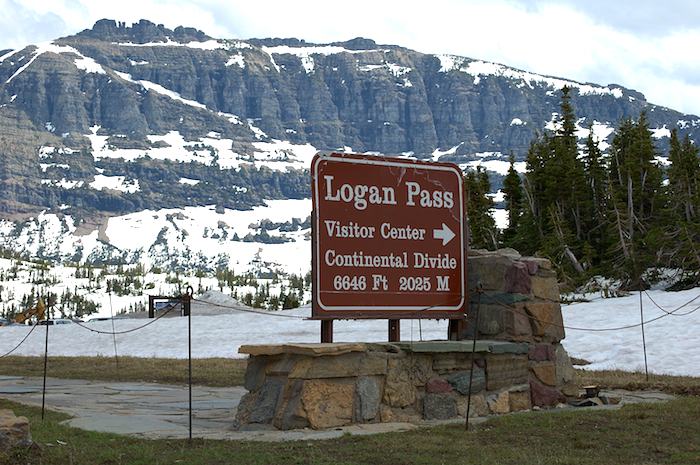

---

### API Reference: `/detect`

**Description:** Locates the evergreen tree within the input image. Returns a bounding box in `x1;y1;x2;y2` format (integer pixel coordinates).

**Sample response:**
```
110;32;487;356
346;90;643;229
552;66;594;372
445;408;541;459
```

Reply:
606;112;665;286
667;129;700;223
665;129;700;284
518;87;589;281
464;168;498;250
501;153;524;247
580;127;609;269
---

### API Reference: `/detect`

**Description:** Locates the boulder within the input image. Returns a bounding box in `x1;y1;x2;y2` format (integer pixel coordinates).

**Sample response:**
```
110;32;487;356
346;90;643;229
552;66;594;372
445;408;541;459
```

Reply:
487;391;511;414
524;301;565;342
248;377;285;424
273;379;309;430
289;352;387;379
485;355;529;390
423;393;458;420
529;378;566;407
528;344;555;362
301;379;355;429
426;377;453;394
505;262;532;295
383;359;417;408
446;369;486;394
508;389;531;412
355;376;383;422
0;410;32;451
456;393;489;417
531;276;560;301
530;361;557;386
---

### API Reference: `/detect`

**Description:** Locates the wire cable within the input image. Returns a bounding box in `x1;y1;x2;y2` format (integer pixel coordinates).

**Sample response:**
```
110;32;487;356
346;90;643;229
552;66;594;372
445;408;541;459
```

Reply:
643;290;700;317
0;323;40;358
191;298;307;319
72;303;179;335
484;291;700;332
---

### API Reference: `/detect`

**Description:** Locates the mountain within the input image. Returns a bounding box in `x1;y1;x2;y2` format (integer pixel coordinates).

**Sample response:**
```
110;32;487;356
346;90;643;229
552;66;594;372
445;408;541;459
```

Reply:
0;19;698;272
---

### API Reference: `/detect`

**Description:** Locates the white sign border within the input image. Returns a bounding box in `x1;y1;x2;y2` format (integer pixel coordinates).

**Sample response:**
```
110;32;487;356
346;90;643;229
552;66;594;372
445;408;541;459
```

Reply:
312;154;466;312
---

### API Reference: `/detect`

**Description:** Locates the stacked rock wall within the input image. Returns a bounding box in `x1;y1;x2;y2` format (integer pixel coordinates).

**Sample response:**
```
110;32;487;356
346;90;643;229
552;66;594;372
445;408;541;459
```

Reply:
466;249;577;400
235;249;576;430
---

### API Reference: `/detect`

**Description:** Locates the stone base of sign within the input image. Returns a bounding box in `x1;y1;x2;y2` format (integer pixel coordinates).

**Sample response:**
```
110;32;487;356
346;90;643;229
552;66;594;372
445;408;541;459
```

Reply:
235;249;575;430
235;340;574;430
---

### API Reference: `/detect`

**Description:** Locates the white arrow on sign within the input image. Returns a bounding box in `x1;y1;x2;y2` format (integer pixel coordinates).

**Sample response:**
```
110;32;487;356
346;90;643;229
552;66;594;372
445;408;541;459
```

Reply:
433;223;455;246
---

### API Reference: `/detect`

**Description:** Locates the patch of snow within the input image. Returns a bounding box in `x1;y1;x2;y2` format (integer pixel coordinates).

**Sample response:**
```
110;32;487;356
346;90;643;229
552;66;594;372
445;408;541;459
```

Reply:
179;177;200;186
115;71;206;109
247;119;268;140
0;49;15;63
116;39;226;50
431;144;462;161
9;94;17;102
39;163;70;172
90;175;140;193
40;179;84;189
490;208;508;229
128;59;149;65
489;190;505;203
45;122;55;133
460;159;526;176
440;56;624;98
225;54;245;68
676;119;700;129
510;118;525;126
655;156;671;166
73;55;106;74
251;140;318;171
437;54;465;72
652;126;671;139
5;43;105;83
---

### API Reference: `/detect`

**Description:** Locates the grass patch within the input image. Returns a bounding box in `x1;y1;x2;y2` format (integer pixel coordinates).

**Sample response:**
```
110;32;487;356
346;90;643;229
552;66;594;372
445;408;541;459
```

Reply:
0;356;246;387
2;396;699;465
3;356;699;397
576;369;700;396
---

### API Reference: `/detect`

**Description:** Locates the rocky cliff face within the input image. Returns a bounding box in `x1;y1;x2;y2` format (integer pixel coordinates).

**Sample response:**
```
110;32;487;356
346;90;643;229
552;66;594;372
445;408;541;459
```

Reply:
0;19;698;222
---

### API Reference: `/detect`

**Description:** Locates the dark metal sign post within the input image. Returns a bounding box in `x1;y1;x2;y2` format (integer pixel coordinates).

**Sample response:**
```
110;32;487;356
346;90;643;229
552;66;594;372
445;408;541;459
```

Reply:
311;153;467;341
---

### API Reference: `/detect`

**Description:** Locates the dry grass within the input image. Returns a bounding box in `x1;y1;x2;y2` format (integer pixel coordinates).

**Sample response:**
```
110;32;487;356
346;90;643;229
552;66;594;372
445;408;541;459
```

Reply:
576;369;700;396
3;356;700;398
0;356;247;387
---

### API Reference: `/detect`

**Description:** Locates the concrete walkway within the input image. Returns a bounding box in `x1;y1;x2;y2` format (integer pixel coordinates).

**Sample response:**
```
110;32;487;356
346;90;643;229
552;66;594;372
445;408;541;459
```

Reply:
0;375;418;441
0;375;675;442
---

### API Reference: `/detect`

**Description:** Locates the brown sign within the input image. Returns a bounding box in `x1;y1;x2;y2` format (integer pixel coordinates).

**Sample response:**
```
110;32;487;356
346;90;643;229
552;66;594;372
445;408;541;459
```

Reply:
311;152;466;319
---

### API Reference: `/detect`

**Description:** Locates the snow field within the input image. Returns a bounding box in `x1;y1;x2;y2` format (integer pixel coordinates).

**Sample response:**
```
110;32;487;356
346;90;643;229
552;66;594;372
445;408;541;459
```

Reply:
1;287;698;378
561;287;700;377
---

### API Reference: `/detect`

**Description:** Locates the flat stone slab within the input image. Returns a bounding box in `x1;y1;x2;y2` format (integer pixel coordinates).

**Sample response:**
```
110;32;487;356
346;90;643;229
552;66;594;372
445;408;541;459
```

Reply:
394;340;529;354
240;343;369;357
0;386;42;394
66;413;186;436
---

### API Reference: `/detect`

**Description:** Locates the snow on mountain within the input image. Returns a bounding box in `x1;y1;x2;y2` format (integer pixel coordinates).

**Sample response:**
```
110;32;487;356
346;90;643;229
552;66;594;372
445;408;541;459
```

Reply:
0;199;312;273
438;54;624;98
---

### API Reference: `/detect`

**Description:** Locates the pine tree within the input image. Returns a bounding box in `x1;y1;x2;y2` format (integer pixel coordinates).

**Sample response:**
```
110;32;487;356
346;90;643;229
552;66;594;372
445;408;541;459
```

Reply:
518;87;589;280
606;112;665;286
665;129;700;284
501;153;524;247
464;168;498;250
580;127;609;269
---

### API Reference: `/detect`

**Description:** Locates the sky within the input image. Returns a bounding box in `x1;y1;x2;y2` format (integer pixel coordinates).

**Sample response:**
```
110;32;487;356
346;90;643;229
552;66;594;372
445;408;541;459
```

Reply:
0;0;699;116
